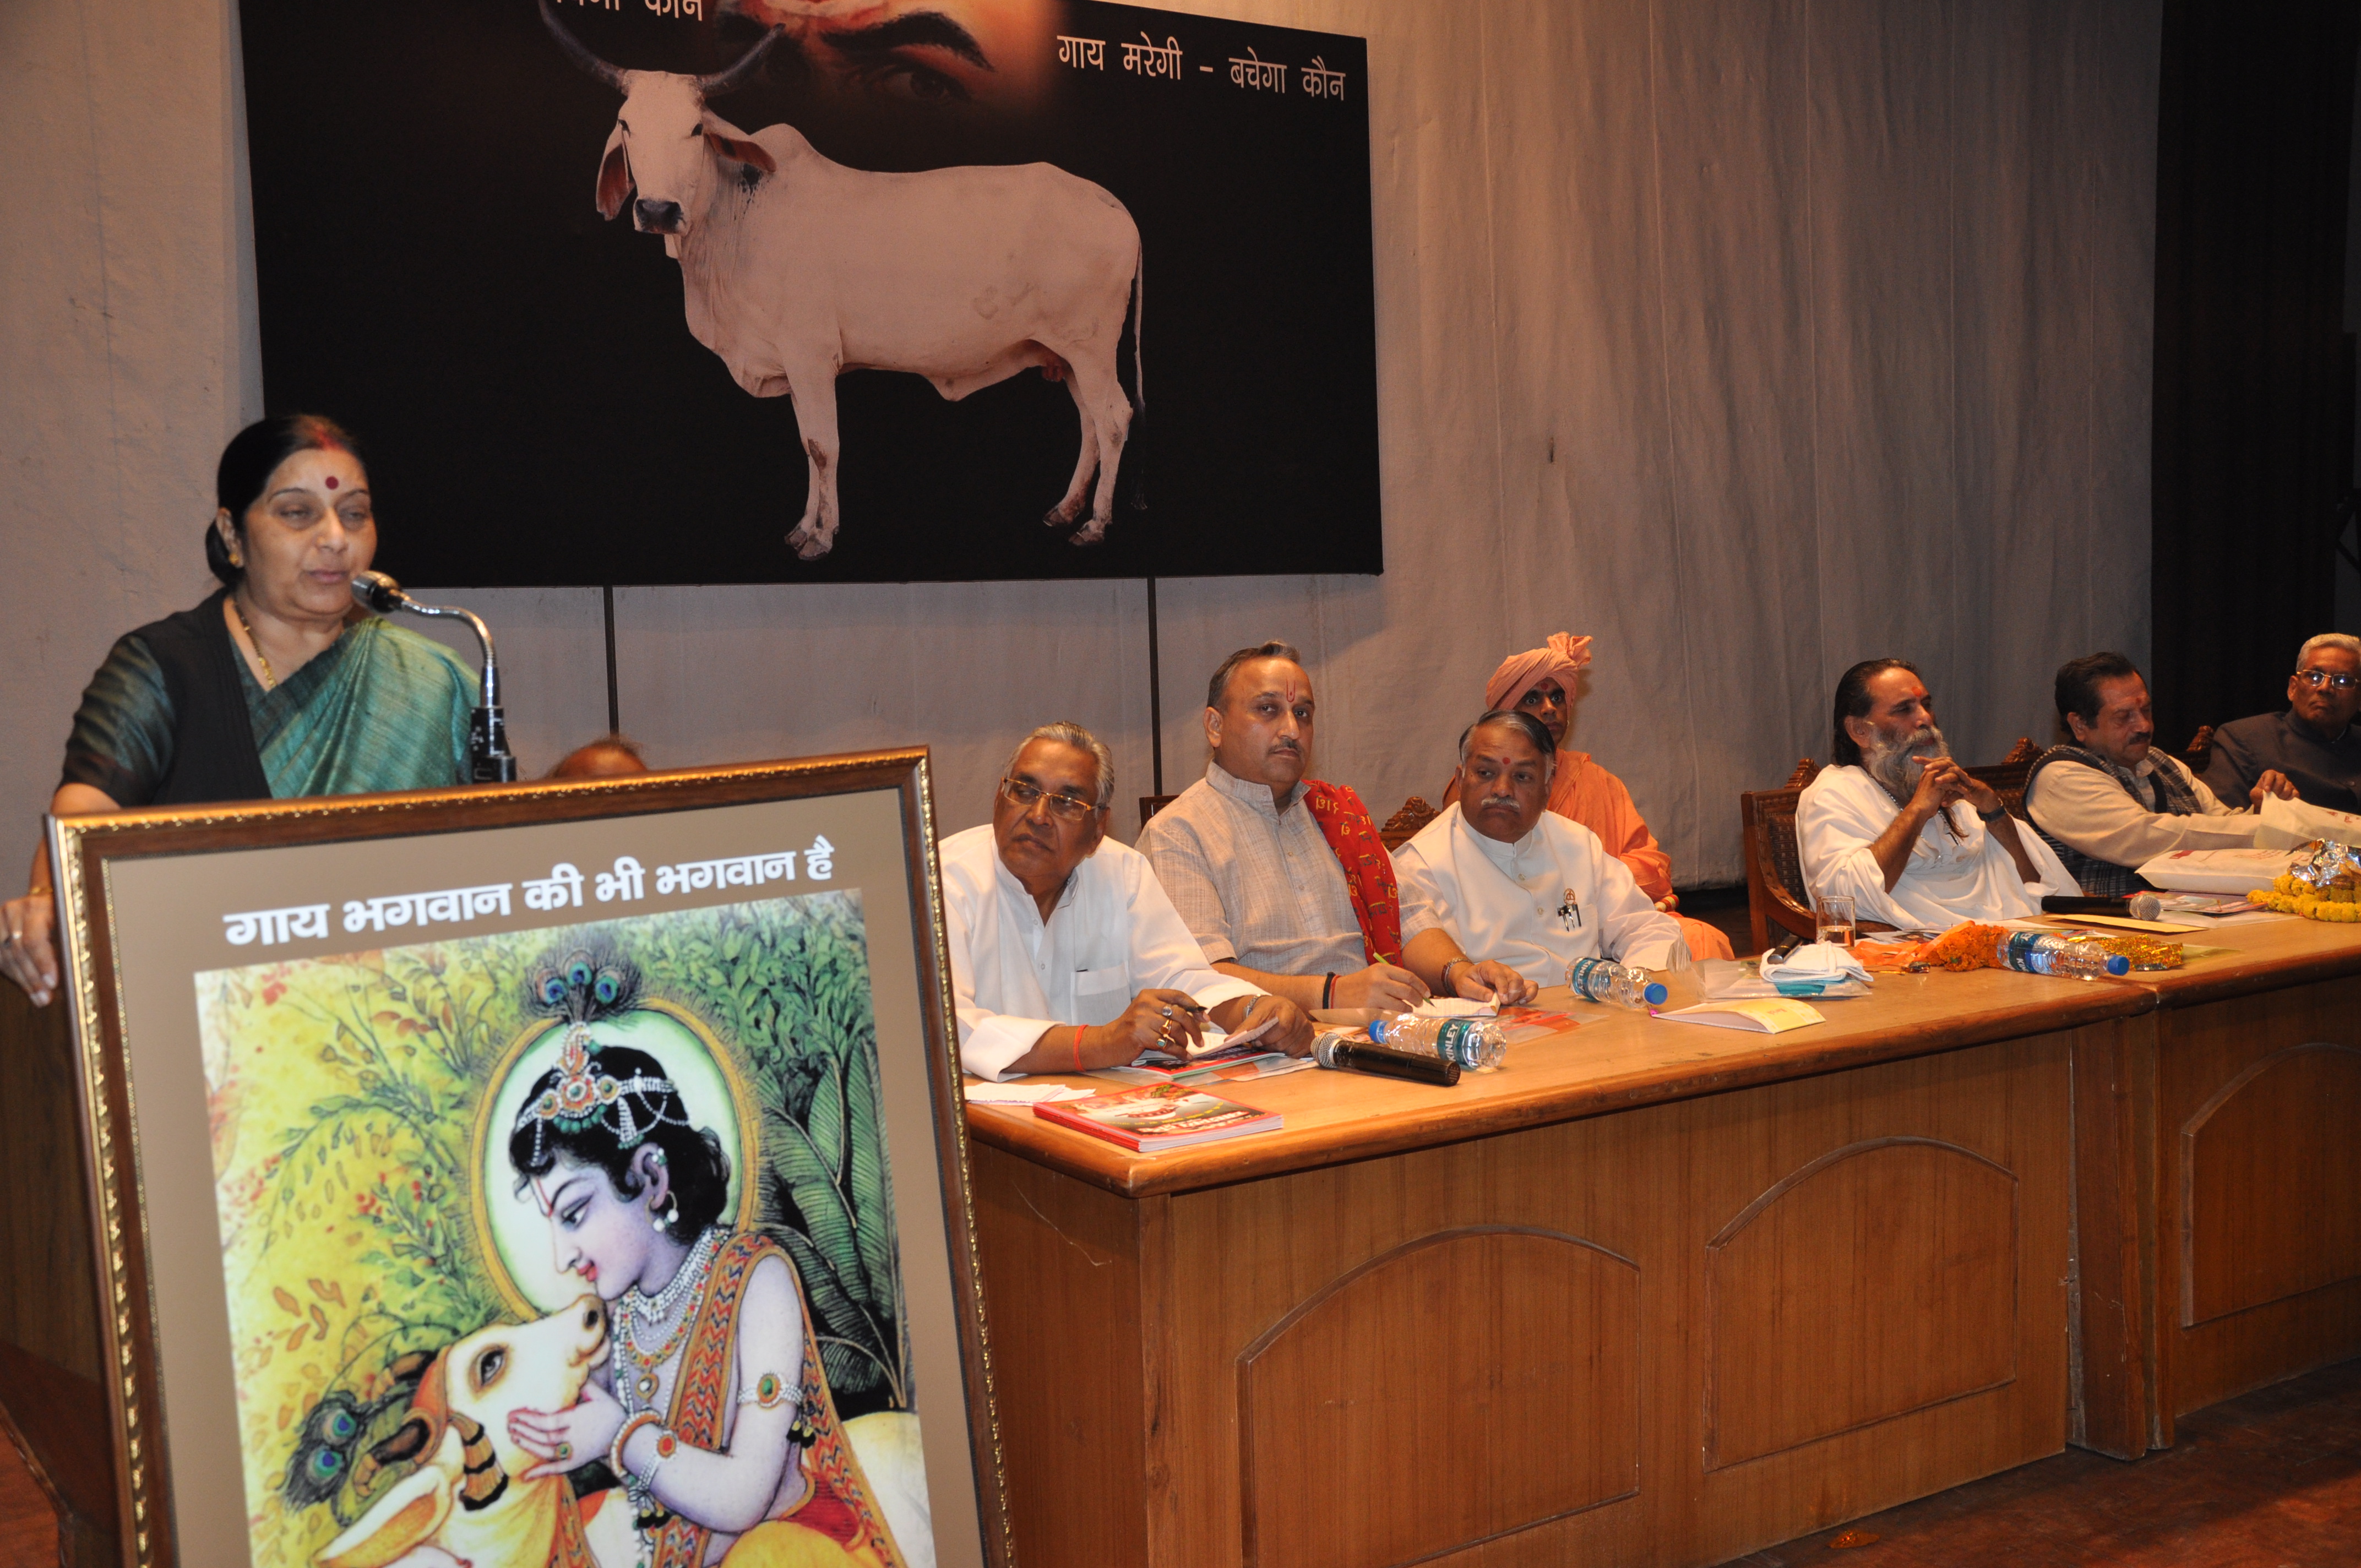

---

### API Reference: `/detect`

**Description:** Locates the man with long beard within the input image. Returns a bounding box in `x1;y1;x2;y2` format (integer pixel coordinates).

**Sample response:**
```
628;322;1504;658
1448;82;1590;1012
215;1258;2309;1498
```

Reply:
1796;659;2078;930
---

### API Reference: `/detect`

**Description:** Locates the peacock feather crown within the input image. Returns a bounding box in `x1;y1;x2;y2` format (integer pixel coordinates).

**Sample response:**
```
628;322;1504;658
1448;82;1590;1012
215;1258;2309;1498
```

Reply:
514;938;687;1154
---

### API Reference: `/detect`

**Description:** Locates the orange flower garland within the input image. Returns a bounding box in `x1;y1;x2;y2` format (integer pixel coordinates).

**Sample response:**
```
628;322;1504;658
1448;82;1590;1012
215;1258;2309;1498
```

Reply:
1919;922;2009;972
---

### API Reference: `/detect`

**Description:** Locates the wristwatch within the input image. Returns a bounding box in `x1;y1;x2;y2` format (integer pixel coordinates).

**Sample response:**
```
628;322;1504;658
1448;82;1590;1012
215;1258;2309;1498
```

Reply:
1977;802;2008;823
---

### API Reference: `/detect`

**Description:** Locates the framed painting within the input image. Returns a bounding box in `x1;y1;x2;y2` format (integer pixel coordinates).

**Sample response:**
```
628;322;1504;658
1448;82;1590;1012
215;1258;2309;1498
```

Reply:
238;0;1379;585
46;750;1008;1568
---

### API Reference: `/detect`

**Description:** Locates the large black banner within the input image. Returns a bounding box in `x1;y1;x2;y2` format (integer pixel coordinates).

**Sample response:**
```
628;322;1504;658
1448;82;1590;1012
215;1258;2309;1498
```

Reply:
240;0;1379;585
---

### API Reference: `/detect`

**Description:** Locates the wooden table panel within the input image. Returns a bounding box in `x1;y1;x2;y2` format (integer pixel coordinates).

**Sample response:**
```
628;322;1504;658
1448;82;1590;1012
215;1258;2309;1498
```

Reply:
1704;1137;2020;1470
2065;1017;2162;1458
2180;1042;2361;1327
0;985;102;1377
977;1020;2076;1568
968;1142;1158;1568
0;979;116;1567
2150;971;2361;1427
1236;1228;1641;1568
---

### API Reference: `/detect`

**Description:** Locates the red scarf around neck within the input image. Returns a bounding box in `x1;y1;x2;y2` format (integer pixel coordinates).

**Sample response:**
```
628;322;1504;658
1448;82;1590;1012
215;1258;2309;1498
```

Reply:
1301;778;1404;967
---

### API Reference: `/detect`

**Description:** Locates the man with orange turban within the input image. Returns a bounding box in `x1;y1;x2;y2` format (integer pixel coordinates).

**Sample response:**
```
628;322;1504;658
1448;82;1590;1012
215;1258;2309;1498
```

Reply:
1443;633;1734;962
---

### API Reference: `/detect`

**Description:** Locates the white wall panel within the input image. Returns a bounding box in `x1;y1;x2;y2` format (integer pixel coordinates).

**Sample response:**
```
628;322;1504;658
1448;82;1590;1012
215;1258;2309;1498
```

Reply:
1;0;2162;890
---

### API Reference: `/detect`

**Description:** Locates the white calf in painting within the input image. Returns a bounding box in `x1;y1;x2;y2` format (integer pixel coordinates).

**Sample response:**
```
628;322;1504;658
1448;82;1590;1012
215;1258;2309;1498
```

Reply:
543;0;1144;560
314;1296;611;1568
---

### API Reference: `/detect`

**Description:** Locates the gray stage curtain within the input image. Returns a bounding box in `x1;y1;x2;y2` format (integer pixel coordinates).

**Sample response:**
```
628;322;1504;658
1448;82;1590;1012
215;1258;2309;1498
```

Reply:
1141;0;2160;886
3;0;2161;889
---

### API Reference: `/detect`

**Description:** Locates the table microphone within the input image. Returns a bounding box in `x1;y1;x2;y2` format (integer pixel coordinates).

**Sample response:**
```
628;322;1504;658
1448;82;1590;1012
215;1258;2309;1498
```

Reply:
1314;1033;1461;1087
350;571;518;783
2042;893;2164;921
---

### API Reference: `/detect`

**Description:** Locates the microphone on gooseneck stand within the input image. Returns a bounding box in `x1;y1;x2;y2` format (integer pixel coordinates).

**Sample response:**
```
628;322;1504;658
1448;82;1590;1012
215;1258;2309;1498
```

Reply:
350;571;519;783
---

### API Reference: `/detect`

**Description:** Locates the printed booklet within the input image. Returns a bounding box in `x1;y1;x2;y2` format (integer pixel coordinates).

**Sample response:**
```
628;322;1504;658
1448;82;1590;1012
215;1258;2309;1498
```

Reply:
1653;997;1826;1034
1035;1082;1283;1151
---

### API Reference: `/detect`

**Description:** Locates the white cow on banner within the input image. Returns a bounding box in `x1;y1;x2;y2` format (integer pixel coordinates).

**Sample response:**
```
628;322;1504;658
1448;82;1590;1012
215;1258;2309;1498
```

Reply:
542;1;1144;560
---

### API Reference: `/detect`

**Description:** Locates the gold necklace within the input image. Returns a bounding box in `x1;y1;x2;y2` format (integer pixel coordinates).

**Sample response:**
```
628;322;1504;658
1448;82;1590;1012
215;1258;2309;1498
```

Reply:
229;596;276;690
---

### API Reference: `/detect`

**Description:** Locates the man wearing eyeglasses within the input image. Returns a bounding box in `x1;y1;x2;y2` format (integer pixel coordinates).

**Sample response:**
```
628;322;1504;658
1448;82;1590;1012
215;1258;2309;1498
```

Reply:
2201;634;2361;813
939;721;1313;1081
2025;652;2292;897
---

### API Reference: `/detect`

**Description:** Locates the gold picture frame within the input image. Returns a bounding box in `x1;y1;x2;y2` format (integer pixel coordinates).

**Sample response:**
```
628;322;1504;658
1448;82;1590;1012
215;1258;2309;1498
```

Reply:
44;750;1009;1568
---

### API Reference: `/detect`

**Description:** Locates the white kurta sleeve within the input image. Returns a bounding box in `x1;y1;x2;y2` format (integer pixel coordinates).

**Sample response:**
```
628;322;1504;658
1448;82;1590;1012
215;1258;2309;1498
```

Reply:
2184;761;2248;819
1588;844;1685;971
943;912;1062;1084
1391;842;1445;920
2002;815;2083;900
1120;852;1262;1012
937;835;1065;1082
2025;760;2260;869
1794;775;1921;930
1389;849;1446;942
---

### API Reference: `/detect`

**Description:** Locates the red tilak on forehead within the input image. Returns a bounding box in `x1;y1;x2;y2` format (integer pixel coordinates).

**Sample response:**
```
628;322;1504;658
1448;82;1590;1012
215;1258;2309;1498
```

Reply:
324;476;339;489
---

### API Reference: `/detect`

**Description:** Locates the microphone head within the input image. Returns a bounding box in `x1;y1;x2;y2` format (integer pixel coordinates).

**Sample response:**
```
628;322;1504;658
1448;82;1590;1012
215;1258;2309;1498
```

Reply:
350;570;405;614
1313;1033;1346;1070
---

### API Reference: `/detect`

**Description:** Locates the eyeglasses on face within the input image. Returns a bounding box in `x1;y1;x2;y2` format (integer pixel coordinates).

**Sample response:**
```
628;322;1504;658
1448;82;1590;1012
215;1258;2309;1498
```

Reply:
2294;668;2359;691
999;776;1098;821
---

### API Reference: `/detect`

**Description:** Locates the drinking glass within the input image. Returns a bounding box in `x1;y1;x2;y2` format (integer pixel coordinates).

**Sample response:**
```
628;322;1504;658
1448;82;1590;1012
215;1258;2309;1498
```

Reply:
1814;892;1857;950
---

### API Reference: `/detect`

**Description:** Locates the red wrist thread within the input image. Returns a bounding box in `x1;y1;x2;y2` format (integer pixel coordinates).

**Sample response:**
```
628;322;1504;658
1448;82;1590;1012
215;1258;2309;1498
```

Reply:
1073;1024;1086;1072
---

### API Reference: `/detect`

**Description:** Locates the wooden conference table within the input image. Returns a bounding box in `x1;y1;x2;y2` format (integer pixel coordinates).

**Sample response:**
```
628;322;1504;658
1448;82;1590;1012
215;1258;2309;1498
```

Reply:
965;913;2361;1568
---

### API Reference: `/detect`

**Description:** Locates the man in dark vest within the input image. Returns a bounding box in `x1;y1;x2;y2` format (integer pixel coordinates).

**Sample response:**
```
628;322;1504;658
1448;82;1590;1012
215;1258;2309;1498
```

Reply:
2024;652;2293;896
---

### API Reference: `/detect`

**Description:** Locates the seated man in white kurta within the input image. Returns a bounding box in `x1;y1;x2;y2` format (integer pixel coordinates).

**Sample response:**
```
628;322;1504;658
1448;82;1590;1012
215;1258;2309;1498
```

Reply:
940;721;1313;1081
1392;711;1685;1002
1796;658;2078;930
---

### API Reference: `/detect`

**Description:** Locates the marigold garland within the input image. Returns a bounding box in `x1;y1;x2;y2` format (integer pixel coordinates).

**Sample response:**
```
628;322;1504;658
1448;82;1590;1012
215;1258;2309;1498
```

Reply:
1919;922;2009;971
2249;874;2361;923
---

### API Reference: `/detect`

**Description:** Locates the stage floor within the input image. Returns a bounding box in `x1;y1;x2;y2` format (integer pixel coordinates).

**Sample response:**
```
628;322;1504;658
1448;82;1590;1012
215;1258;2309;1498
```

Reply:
1717;1354;2361;1566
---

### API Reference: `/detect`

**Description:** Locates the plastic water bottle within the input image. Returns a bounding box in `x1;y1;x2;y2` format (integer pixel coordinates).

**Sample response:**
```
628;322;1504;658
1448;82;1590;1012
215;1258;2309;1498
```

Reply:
1996;930;2131;980
1566;956;1668;1009
1368;1015;1507;1072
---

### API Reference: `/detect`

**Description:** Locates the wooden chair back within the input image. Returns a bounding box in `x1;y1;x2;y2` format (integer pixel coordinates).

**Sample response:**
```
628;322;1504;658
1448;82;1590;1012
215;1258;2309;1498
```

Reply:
1964;737;2041;819
1380;796;1439;852
1138;794;1177;830
2184;725;2216;778
1740;759;1823;954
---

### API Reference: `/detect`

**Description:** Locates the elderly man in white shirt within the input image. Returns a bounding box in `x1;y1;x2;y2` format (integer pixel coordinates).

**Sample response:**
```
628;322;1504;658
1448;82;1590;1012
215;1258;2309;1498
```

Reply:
940;721;1312;1081
2024;652;2291;898
1797;658;2079;930
1392;711;1684;1001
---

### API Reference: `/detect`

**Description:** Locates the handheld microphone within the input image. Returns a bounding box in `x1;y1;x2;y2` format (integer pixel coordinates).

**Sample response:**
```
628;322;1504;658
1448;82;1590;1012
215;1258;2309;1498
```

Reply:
350;571;518;783
1313;1033;1461;1087
2042;893;2164;922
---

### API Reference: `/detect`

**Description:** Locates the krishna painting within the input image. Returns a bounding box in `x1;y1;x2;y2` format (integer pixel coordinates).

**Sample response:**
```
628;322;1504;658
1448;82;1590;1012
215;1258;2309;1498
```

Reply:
194;892;933;1568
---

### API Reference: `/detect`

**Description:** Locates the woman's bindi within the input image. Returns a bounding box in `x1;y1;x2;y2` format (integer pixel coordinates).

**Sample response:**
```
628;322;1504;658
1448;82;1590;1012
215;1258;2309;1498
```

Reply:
324;476;338;489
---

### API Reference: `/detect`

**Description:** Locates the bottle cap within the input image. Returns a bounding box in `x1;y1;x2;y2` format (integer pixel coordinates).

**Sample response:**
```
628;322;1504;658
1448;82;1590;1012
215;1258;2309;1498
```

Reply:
1642;982;1668;1005
2103;954;2130;976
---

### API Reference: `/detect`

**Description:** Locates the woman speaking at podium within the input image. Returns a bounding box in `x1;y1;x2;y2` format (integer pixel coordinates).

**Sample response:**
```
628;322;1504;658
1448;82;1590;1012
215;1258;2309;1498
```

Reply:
0;415;476;1007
